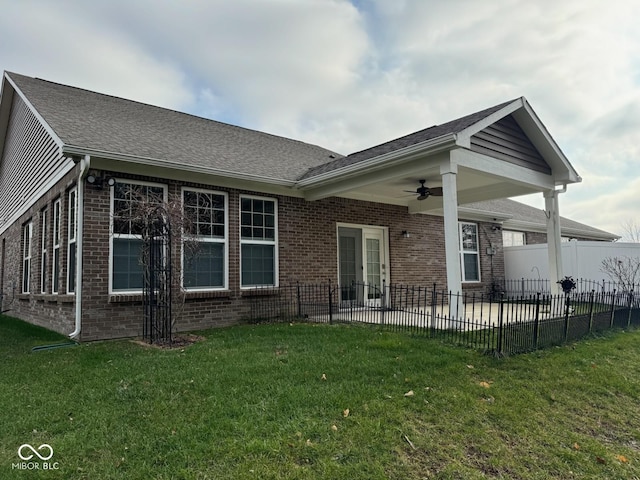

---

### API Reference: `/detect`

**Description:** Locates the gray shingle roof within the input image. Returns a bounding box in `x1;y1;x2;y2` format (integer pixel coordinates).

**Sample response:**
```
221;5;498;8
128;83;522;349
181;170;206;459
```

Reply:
8;72;343;182
300;99;516;179
464;198;619;240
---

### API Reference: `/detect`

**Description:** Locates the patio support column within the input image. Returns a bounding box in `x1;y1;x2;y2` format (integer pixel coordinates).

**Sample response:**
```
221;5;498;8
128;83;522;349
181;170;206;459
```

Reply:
441;163;462;311
544;189;564;296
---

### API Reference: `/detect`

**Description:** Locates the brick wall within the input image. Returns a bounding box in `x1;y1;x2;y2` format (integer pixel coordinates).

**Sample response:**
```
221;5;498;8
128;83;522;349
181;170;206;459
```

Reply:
0;166;78;334
1;169;508;341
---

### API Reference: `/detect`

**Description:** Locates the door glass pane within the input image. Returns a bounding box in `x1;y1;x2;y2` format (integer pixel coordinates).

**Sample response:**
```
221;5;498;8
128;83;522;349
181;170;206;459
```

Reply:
366;238;381;299
339;236;357;301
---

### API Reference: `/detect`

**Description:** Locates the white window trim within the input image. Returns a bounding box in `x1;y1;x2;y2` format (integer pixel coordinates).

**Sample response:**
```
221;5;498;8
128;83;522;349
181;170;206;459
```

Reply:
22;221;33;294
67;187;78;294
109;179;168;295
239;194;278;289
52;198;61;294
40;208;48;294
181;187;229;291
459;221;481;283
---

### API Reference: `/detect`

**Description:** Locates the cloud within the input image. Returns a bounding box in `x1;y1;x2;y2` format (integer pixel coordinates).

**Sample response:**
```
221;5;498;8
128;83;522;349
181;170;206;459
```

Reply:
1;0;639;233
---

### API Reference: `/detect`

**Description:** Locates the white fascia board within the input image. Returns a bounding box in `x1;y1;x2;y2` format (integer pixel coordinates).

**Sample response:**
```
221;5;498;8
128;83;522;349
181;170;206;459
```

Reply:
296;134;457;190
455;98;523;147
61;145;297;188
5;73;64;151
452;149;556;190
503;219;618;241
513;101;582;183
457;207;513;223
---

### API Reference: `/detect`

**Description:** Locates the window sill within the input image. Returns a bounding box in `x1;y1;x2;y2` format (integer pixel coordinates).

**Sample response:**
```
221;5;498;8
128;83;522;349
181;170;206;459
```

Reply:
184;290;231;300
109;293;143;303
241;287;280;297
20;294;75;303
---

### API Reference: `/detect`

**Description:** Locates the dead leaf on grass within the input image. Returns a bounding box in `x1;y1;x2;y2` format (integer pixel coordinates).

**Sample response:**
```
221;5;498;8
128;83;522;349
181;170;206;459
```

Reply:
479;381;491;389
616;454;629;463
596;456;606;464
321;373;327;381
573;443;580;450
331;425;338;431
404;390;414;397
466;364;475;369
343;408;350;418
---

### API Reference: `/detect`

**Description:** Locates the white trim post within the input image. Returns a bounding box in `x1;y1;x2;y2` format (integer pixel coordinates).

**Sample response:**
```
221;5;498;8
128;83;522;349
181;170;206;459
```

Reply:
441;162;463;320
544;189;564;296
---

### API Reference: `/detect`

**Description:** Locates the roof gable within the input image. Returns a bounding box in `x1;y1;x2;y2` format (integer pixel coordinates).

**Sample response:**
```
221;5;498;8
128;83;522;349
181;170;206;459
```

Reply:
470;115;551;174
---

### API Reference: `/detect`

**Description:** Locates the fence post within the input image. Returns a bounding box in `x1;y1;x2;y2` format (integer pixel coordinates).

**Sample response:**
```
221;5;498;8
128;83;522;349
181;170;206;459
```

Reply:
609;289;616;328
328;280;333;325
588;290;595;334
563;293;571;342
430;283;437;334
533;292;541;350
497;297;505;356
381;279;386;327
296;282;302;318
627;290;634;328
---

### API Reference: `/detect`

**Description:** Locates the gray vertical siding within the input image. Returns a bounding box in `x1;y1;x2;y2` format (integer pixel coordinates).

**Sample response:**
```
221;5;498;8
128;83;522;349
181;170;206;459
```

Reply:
0;94;63;226
471;115;551;174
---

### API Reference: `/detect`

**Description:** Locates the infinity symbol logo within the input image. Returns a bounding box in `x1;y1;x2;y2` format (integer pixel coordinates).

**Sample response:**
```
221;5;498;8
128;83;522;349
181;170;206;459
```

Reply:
18;444;54;461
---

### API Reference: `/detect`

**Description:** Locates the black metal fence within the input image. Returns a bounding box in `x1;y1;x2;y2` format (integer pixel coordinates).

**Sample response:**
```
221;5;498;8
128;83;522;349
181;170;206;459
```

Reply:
247;282;640;356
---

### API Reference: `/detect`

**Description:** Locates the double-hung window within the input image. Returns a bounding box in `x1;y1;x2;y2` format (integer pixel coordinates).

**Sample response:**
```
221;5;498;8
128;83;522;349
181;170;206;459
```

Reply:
22;221;33;293
52;198;61;294
111;180;166;293
67;188;78;293
459;222;480;282
40;209;48;293
240;196;277;287
182;188;227;290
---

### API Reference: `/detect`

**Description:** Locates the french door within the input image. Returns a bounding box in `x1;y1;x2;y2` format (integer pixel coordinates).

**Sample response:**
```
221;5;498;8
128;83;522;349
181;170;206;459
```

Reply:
338;225;388;306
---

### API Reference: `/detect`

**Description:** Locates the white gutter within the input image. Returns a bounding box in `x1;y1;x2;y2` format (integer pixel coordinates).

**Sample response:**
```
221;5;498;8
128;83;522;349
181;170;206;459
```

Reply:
296;134;458;188
61;145;296;187
69;154;90;339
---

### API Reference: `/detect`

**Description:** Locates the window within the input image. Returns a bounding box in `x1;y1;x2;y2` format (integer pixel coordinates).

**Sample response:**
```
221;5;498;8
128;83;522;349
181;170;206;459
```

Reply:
182;188;227;290
502;230;525;247
52;198;61;294
459;222;480;282
111;180;166;292
41;208;48;293
67;188;77;293
240;196;277;287
22;221;33;293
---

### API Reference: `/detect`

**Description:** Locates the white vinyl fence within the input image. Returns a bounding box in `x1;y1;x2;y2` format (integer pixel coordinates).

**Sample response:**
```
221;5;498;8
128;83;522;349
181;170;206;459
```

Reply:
504;241;640;283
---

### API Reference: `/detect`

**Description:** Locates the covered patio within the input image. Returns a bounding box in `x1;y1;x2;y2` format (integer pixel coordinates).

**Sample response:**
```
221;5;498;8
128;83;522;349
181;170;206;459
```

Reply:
297;97;581;296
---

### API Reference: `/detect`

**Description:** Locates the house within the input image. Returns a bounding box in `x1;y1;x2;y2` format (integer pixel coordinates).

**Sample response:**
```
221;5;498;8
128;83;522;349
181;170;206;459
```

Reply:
463;197;619;246
1;71;595;340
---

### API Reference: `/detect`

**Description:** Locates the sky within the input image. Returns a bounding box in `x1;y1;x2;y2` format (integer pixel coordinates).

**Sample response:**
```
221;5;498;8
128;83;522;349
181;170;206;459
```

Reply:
1;0;638;239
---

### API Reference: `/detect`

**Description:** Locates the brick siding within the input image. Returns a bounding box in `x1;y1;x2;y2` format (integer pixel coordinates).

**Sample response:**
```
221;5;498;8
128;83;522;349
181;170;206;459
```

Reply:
1;169;506;341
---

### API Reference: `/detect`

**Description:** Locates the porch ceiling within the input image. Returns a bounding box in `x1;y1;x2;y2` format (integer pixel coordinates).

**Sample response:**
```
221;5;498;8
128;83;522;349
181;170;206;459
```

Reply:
301;148;556;214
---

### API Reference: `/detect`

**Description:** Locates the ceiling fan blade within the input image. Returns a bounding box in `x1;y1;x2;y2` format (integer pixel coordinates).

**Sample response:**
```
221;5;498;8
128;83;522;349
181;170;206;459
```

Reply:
428;187;443;196
417;194;429;201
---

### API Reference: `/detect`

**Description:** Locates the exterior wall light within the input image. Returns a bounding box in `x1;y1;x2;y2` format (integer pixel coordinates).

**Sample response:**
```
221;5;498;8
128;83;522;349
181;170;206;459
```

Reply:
86;174;116;189
402;230;410;238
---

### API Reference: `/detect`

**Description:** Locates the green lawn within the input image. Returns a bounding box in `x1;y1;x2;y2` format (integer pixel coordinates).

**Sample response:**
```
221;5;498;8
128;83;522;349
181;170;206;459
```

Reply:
1;315;639;479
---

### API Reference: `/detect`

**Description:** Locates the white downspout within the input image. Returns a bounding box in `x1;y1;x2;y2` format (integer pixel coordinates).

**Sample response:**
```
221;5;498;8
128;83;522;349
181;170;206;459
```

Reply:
69;154;90;339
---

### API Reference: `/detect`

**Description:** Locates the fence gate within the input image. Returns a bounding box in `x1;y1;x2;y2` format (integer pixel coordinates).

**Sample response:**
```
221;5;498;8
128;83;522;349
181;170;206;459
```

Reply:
142;210;172;343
